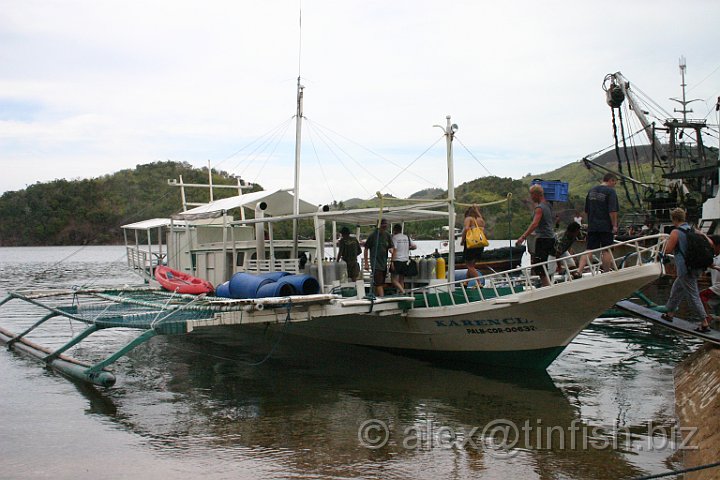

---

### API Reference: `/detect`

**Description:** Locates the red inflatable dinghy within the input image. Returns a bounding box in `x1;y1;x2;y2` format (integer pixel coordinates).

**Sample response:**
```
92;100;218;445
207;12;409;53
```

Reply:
154;266;214;295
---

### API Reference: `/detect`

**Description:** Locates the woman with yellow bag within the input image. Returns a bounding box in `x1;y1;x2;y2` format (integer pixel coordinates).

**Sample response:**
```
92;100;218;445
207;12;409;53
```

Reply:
461;205;487;280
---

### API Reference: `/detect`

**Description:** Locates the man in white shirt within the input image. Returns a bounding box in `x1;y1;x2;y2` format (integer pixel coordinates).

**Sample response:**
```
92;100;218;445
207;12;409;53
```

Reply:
390;224;417;294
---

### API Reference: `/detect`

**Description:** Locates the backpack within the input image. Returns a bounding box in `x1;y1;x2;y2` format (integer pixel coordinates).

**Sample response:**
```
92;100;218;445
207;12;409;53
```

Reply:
680;227;714;270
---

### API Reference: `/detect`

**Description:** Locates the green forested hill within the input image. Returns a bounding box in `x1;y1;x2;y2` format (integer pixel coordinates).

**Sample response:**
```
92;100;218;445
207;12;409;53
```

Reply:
521;145;657;206
0;146;660;245
0;161;260;246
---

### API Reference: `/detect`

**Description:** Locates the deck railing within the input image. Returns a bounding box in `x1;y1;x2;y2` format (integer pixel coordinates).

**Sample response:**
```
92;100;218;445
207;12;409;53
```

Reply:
407;234;668;309
242;258;302;274
126;246;153;281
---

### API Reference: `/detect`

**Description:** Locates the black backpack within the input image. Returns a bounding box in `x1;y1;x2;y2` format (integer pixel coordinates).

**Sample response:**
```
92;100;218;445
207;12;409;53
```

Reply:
680;227;714;270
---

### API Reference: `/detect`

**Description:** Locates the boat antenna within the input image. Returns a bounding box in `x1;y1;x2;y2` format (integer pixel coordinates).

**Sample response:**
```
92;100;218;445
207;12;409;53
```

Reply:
670;56;702;123
434;116;458;284
292;2;304;258
297;0;302;78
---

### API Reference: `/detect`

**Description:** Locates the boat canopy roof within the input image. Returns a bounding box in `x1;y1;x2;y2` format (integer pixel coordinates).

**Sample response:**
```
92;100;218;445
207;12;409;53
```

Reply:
121;218;187;231
319;202;449;226
173;189;318;220
227;201;449;227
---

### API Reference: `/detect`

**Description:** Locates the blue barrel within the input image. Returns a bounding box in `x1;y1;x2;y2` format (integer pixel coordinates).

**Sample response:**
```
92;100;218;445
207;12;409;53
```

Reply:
229;272;274;299
215;281;231;298
278;274;320;295
256;281;297;298
454;269;484;287
258;271;292;282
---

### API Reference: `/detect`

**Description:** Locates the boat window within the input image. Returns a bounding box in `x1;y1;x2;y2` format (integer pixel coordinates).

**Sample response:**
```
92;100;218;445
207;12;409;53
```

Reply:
236;252;246;266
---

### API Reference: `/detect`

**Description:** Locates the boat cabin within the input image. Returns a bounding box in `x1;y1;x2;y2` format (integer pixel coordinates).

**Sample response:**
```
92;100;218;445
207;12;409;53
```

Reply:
122;188;450;293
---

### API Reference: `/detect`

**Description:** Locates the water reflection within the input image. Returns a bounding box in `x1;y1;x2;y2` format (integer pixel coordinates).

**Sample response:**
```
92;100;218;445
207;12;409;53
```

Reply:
0;247;694;479
65;331;647;480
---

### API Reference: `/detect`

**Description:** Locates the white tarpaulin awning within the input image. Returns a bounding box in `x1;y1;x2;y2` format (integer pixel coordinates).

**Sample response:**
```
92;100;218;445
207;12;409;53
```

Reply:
121;218;187;230
174;190;318;220
221;201;450;226
316;202;449;225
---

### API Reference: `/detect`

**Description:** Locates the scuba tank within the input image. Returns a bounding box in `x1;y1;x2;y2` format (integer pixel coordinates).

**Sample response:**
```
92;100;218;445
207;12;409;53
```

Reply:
336;259;348;283
322;259;337;284
419;258;428;280
436;257;446;279
308;263;319;280
427;257;437;280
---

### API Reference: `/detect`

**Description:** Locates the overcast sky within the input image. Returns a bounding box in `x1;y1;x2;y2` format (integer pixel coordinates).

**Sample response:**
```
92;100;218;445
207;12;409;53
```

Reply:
1;0;719;205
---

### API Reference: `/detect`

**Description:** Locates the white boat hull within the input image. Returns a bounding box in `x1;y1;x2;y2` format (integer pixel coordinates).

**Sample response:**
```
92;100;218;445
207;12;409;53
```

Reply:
201;261;662;369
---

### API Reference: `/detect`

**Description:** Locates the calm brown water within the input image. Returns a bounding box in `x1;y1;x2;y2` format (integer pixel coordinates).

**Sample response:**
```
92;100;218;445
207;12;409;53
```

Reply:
0;246;699;479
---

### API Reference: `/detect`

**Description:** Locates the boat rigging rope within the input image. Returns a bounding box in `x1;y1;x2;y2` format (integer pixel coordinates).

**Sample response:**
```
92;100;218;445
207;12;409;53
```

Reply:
378;194;510;209
376;136;444;195
149;289;183;329
147;302;294;366
456;194;512;209
220;116;294;176
252;120;294;183
246;302;293;366
455;136;494;177
306;118;443;192
306;126;337;203
306;120;373;198
617;107;643;207
611;107;638;209
18;178;179;294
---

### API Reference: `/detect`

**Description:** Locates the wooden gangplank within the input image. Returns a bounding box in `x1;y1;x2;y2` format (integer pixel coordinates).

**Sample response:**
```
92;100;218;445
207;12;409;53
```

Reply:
615;300;720;346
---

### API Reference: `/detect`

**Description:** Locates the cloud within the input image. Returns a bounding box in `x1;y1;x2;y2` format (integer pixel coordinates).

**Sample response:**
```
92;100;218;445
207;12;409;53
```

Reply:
0;0;719;204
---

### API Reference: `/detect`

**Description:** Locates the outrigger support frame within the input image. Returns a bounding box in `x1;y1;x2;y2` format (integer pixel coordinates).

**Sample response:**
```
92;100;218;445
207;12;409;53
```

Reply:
44;325;99;363
0;291;189;388
85;329;158;376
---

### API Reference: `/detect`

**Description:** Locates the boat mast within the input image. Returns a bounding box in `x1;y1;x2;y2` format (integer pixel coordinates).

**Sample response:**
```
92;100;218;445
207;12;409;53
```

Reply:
670;56;700;123
292;77;304;258
435;116;458;284
207;160;214;202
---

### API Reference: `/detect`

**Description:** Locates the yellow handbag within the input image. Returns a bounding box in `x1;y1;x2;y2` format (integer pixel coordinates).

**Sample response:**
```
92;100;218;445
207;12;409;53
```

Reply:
465;218;489;249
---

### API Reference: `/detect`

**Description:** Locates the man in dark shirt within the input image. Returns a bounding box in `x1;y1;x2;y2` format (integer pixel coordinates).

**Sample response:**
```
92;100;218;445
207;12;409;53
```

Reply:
337;226;362;281
363;218;393;297
578;173;619;273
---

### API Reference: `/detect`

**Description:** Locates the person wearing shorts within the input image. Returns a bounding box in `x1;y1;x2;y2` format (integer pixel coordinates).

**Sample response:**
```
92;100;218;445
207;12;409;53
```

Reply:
577;173;619;273
363;218;392;297
390;224;416;294
516;184;555;287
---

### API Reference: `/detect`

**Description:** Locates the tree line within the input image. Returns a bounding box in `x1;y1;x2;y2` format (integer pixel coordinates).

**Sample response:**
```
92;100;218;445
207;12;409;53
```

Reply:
0;160;607;246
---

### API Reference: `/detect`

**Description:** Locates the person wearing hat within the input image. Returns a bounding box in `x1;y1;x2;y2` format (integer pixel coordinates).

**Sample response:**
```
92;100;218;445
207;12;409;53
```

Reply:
337;226;362;281
364;218;393;297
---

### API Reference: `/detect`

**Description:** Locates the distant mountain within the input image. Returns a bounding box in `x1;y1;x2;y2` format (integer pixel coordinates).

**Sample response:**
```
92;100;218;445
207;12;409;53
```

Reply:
409;188;445;200
521;145;656;201
0;145;677;246
342;198;365;208
0;161;261;246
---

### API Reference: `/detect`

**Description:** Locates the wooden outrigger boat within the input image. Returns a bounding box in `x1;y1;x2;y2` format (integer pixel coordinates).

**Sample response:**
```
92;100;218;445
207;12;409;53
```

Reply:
0;85;671;387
